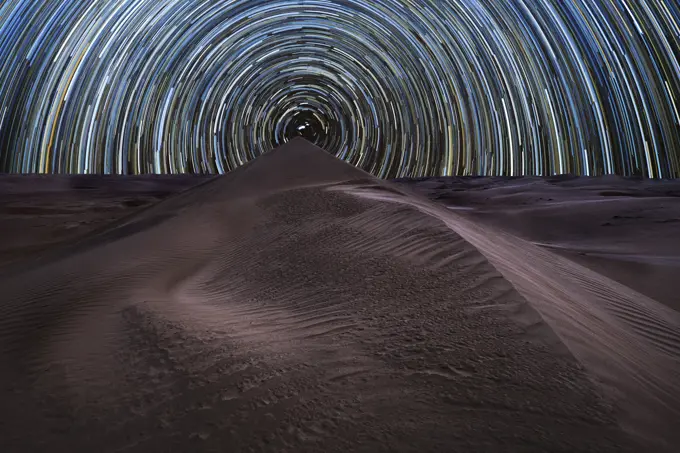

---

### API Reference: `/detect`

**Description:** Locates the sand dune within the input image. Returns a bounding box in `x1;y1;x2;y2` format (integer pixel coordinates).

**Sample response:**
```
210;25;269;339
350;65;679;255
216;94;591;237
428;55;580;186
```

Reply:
0;138;671;451
348;183;680;451
0;174;212;269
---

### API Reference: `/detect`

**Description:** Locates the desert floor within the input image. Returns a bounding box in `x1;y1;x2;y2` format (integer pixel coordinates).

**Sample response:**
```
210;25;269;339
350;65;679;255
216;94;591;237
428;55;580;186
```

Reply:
0;138;678;452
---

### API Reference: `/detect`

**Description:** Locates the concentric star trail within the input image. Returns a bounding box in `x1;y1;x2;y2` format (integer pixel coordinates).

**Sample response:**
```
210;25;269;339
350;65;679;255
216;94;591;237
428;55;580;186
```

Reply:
0;0;679;177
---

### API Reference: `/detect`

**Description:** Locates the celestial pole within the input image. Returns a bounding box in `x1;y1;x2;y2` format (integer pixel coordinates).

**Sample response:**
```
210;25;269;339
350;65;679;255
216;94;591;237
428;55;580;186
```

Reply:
0;0;679;178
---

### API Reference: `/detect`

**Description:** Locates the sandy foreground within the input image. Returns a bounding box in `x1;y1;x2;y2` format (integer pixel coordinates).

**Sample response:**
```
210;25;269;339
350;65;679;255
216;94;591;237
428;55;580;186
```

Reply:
0;138;678;452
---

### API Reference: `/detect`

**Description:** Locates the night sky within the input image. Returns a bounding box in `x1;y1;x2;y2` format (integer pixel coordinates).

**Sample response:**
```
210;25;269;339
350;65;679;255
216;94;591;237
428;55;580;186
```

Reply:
0;0;679;178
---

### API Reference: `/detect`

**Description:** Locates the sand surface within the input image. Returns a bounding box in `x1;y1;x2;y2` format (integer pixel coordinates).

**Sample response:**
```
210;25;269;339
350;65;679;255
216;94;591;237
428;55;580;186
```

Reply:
0;138;677;452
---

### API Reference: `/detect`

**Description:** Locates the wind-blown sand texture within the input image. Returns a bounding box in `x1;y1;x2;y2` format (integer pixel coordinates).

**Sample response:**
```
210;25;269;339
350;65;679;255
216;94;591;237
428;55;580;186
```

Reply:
0;138;677;452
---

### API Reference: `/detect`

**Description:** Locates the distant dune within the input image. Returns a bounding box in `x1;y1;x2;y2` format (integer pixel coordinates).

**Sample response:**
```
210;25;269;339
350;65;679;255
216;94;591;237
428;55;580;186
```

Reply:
0;138;678;452
394;174;680;312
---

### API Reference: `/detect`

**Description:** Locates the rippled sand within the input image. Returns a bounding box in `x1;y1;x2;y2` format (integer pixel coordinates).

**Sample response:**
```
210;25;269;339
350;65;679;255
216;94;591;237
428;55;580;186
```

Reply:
1;138;677;452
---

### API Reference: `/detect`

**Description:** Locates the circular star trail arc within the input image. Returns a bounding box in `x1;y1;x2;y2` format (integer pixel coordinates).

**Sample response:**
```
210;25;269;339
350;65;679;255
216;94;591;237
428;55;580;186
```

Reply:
0;0;679;178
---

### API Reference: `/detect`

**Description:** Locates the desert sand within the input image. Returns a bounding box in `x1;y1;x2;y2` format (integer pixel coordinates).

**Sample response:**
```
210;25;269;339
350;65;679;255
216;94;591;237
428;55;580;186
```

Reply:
0;137;678;452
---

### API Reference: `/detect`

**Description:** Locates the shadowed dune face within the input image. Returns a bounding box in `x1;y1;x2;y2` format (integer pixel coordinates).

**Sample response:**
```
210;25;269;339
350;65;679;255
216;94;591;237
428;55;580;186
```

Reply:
0;139;647;452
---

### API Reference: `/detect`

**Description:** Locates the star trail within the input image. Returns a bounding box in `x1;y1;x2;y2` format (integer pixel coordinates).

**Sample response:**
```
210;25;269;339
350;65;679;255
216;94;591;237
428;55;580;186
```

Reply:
0;0;679;178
